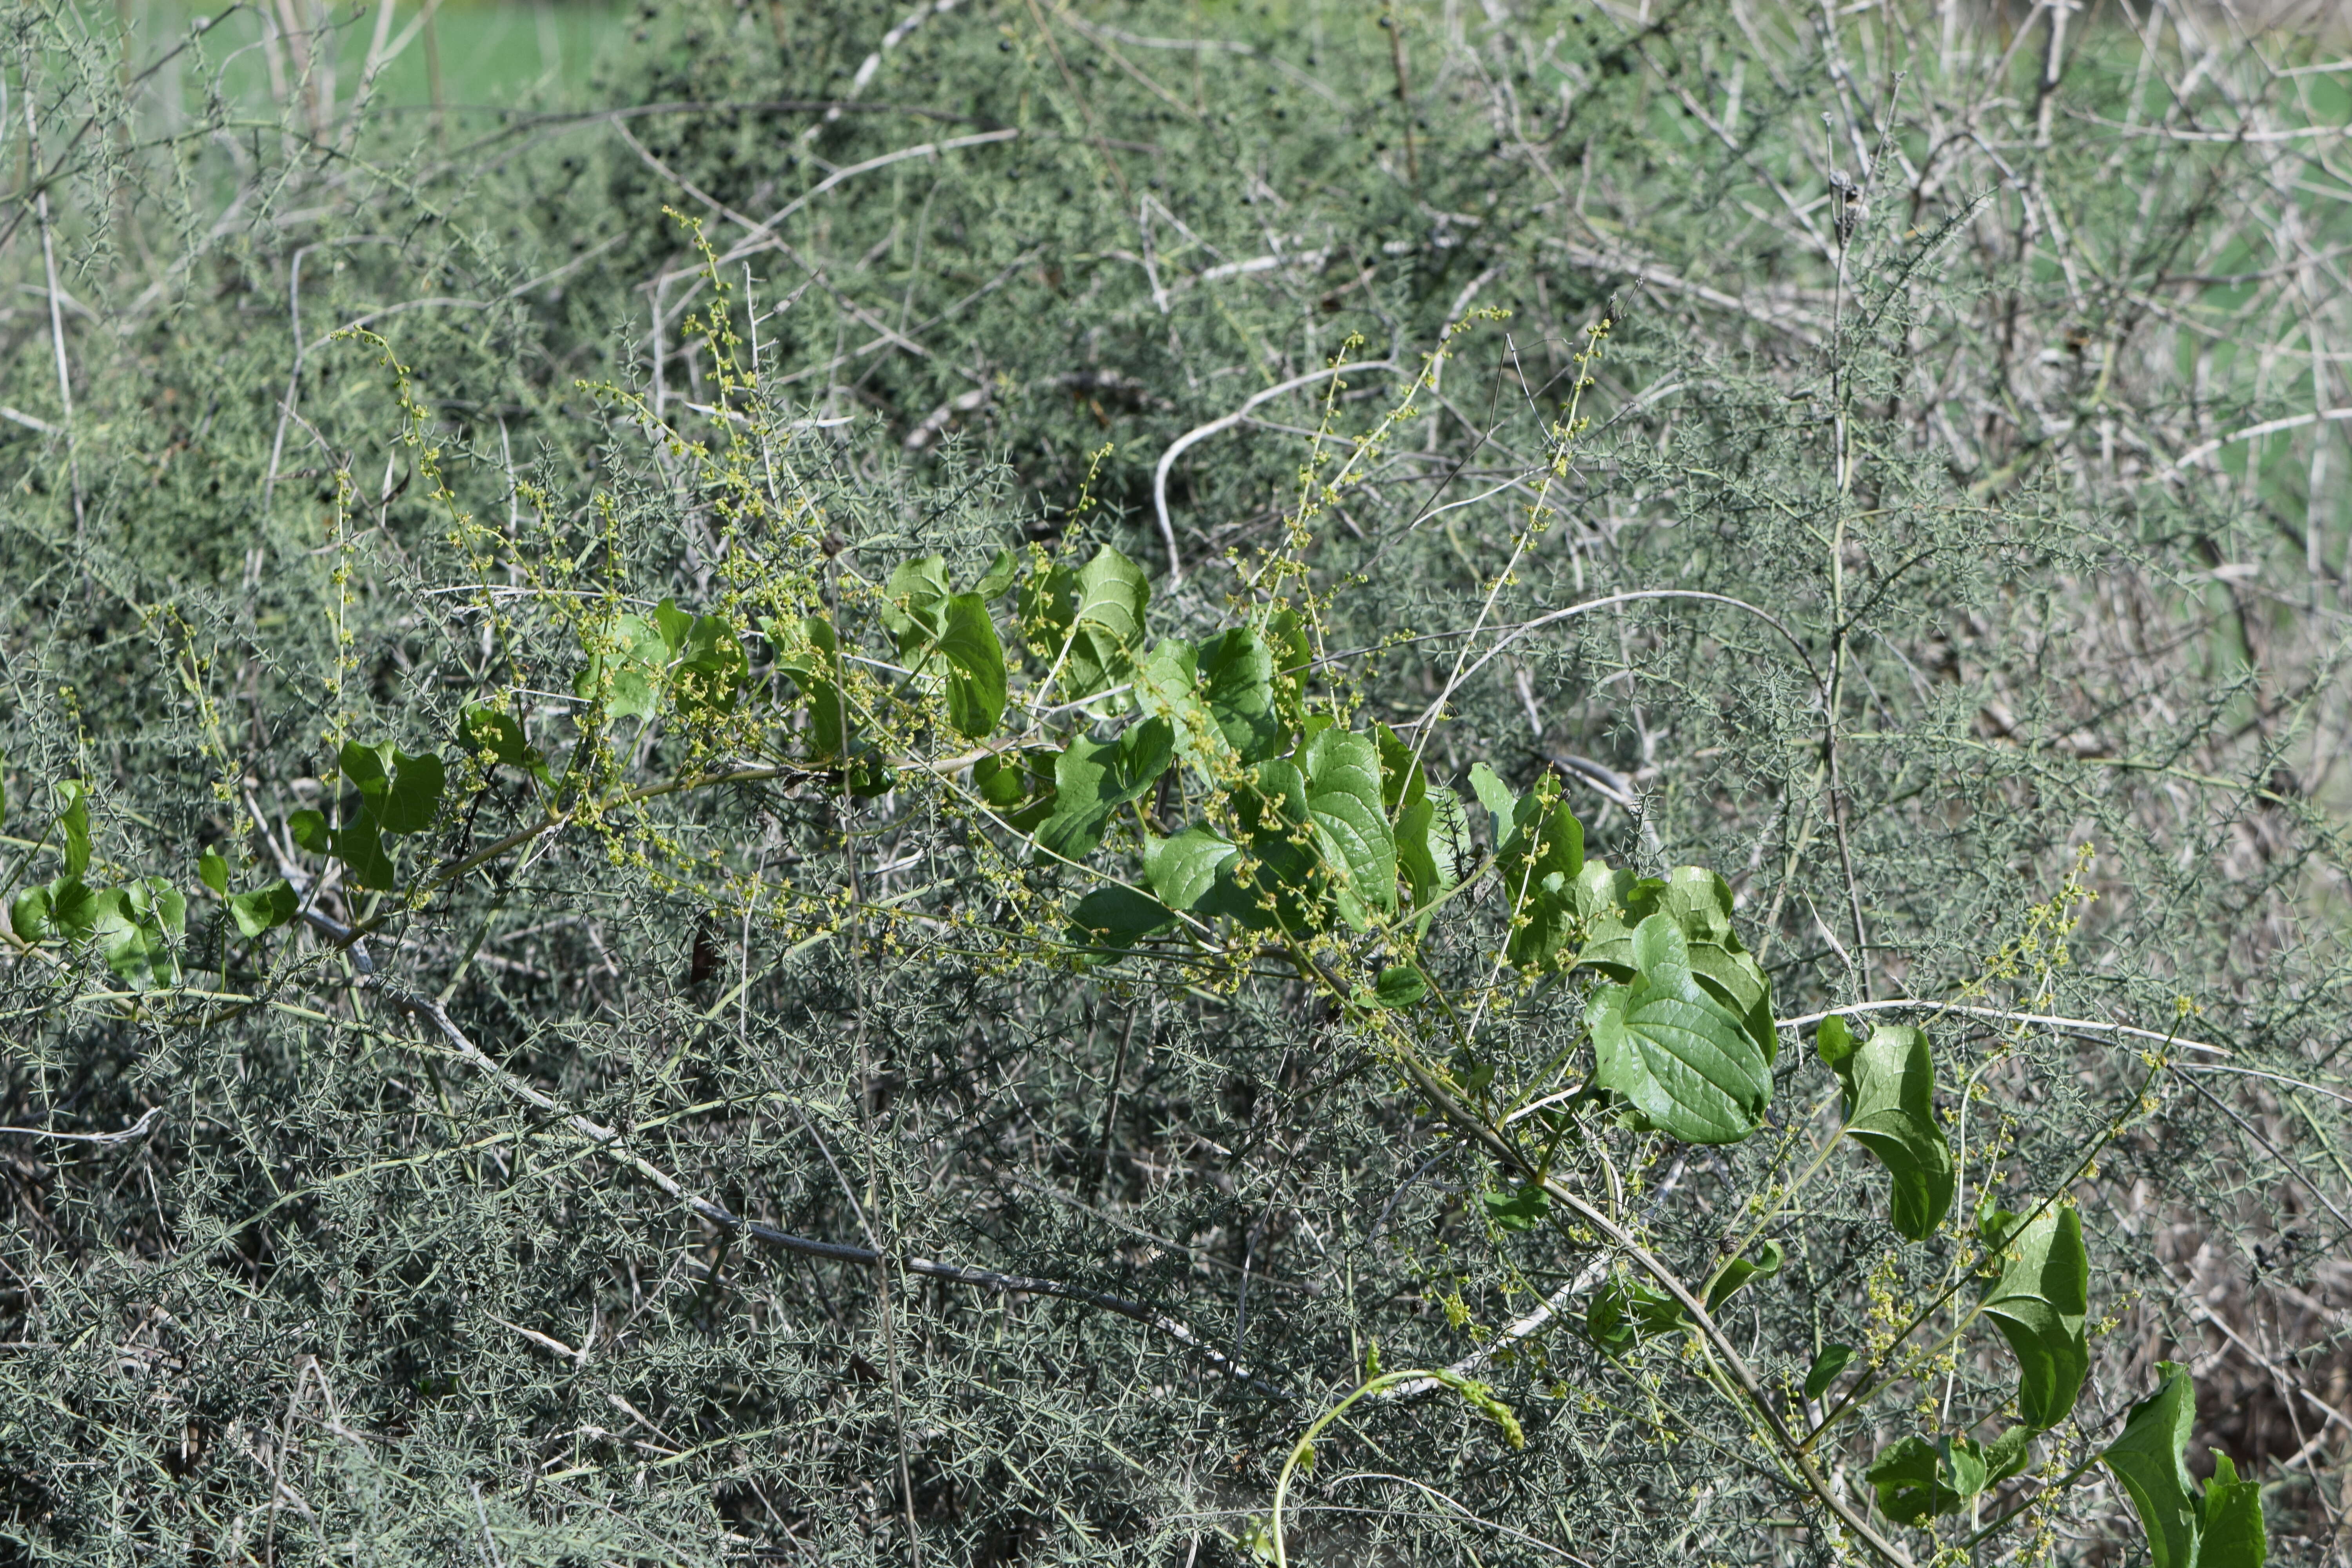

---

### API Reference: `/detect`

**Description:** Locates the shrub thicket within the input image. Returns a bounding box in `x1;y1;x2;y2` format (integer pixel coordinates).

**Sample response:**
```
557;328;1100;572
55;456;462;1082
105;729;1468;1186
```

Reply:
2;2;2349;1565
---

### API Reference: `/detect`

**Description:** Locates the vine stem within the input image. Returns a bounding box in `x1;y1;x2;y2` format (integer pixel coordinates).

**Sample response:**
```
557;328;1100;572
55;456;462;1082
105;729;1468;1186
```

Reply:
1802;1049;2174;1452
1268;1368;1518;1568
1386;1046;1918;1568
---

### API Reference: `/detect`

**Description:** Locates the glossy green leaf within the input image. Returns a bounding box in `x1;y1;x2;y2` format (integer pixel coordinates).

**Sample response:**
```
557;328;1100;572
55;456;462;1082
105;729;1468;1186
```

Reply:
573;612;669;722
1833;1022;1957;1241
1496;784;1584;971
773;616;887;790
1815;1013;1858;1080
94;877;186;987
198;848;229;896
1034;718;1175;863
1977;1190;2023;1249
1943;1434;1990;1500
318;744;442;889
2105;1363;2201;1568
1802;1343;1854;1401
1396;784;1469;930
289;809;329;856
54;780;90;881
1983;1207;2090;1430
334;822;397;890
1199;628;1283;763
1299;728;1395;929
1372;964;1426;1009
1067;885;1176;953
228;879;300;940
461;706;553;786
1467;761;1516;843
1033;545;1150;698
1663;866;1739;947
1481;1183;1548;1230
776;617;847;760
1703;1239;1783;1313
1071;546;1148;649
937;593;1008;738
1580;864;1773;1060
669;604;748;714
1570;860;1668;975
1372;722;1426;817
973;750;1058;832
1586;1276;1687;1354
1219;757;1327;933
652;597;695;656
880;554;953;650
1586;915;1771;1144
1867;1436;1962;1525
294;797;395;891
1134;639;1226;777
883;560;995;734
342;742;444;835
1146;826;1238;914
379;754;445;835
1018;560;1079;657
10;883;56;942
1984;1426;2033;1487
1684;942;1777;1067
2202;1452;2268;1568
1263;607;1313;730
1867;1432;2005;1525
974;547;1020;600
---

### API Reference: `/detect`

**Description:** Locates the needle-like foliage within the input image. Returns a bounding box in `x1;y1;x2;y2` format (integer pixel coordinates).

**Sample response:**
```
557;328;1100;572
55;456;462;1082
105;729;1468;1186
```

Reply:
2;3;2349;1566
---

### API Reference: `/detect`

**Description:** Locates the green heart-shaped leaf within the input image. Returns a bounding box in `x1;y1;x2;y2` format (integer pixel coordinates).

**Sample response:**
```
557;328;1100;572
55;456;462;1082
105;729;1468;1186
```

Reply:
1034;717;1175;863
2201;1452;2268;1568
1396;783;1469;933
229;879;301;940
1569;859;1668;975
1864;1431;2006;1526
1146;826;1239;914
371;748;445;836
937;592;1007;739
1703;1238;1783;1313
1802;1343;1854;1401
461;706;552;786
1299;728;1395;929
973;750;1057;831
1199;628;1283;763
1067;885;1176;953
775;616;847;760
1866;1435;1962;1525
1831;1020;1956;1241
2104;1363;2200;1568
1480;1183;1548;1230
574;612;670;722
54;780;91;881
1467;761;1516;843
1982;1207;2089;1430
1587;915;1771;1144
1372;964;1426;1009
1586;1276;1687;1354
1372;722;1425;817
1496;785;1584;972
672;608;747;714
973;546;1020;600
1033;545;1149;698
880;554;953;651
